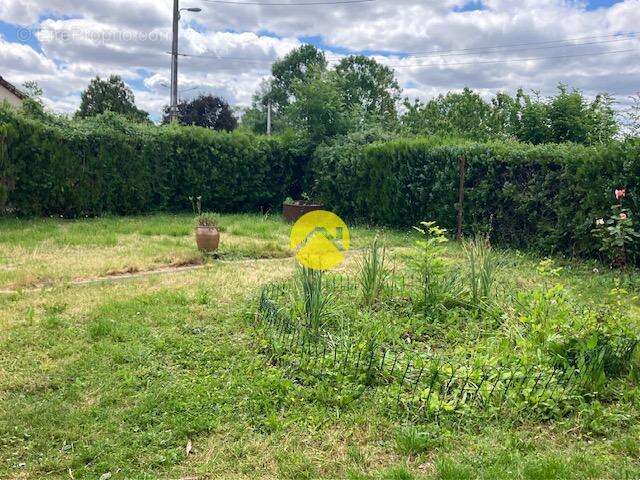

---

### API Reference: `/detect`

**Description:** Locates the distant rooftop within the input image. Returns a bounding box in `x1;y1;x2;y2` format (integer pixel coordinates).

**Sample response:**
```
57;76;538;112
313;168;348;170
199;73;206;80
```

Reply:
0;76;27;100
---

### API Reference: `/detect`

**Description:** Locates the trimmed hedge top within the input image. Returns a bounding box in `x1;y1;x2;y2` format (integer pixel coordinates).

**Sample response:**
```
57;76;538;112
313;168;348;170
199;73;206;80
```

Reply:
312;135;640;258
0;107;309;216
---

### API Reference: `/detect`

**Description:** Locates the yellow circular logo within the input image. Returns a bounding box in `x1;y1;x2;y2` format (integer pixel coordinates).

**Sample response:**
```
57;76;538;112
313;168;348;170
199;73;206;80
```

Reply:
290;210;350;271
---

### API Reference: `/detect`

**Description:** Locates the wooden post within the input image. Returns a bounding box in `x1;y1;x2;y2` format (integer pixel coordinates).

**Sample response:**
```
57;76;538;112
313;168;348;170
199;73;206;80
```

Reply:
456;155;466;241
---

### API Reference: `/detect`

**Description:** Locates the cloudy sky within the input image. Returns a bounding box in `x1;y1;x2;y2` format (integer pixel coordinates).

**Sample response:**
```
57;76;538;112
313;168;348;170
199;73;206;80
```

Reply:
0;0;639;120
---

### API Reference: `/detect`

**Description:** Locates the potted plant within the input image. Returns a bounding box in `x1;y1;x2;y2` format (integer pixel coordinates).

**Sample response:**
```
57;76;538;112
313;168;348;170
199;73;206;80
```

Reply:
282;192;324;223
195;213;220;252
190;196;220;253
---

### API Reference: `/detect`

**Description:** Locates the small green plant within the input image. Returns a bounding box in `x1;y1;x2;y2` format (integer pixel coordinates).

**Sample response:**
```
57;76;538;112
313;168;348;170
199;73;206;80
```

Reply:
463;235;497;306
592;188;640;268
357;237;389;307
412;221;449;312
297;266;330;331
195;213;218;228
395;426;442;455
190;195;218;227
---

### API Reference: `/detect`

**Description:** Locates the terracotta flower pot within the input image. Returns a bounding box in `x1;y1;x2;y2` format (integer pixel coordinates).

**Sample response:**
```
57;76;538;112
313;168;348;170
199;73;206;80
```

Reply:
195;226;220;252
282;202;324;223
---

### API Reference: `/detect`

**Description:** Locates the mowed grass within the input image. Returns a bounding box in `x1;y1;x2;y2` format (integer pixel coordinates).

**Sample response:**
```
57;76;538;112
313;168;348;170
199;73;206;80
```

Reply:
0;213;409;290
0;214;639;479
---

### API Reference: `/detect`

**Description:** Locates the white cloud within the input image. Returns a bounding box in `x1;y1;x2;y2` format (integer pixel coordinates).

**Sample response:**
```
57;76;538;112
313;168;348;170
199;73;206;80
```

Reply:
0;0;638;119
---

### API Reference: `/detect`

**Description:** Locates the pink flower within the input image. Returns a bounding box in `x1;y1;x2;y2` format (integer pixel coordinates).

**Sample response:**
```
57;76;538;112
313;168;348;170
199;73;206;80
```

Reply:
596;218;605;226
620;212;628;220
615;189;626;200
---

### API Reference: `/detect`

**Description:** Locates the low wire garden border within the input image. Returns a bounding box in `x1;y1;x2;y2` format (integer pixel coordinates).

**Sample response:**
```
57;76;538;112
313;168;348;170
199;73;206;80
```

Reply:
254;278;639;418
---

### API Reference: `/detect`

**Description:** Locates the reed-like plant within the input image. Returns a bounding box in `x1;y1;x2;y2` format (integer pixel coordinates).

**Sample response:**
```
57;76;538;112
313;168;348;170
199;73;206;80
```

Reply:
297;266;330;331
358;237;390;307
463;235;497;306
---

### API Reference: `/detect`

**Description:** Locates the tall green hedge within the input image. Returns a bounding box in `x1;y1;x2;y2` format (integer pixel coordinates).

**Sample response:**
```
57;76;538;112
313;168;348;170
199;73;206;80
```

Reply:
313;136;640;258
0;107;309;216
4;104;640;260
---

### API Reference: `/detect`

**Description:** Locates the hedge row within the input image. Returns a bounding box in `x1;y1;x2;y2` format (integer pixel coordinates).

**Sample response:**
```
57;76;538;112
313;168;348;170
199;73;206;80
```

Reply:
4;105;640;260
0;107;309;216
313;136;640;257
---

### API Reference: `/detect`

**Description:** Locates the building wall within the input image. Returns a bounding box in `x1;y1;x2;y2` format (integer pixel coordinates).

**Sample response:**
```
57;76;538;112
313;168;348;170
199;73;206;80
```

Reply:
0;84;23;108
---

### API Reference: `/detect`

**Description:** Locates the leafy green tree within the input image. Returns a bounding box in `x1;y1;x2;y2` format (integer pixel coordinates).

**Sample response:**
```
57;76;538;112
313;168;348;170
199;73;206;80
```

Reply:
513;85;617;144
401;87;494;139
22;81;43;101
20;81;46;118
270;44;327;111
402;84;618;144
585;93;618;144
512;89;553;144
76;75;149;122
161;94;237;131
334;55;400;127
240;79;286;134
244;45;327;135
627;93;640;138
488;91;521;138
284;69;356;145
547;84;590;143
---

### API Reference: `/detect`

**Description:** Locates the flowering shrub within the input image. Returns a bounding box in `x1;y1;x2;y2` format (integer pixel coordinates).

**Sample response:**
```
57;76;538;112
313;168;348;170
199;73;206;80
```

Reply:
592;188;640;267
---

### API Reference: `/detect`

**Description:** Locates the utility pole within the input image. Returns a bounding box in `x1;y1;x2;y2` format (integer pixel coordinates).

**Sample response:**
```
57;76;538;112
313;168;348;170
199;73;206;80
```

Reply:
266;101;272;136
169;2;200;123
170;0;180;123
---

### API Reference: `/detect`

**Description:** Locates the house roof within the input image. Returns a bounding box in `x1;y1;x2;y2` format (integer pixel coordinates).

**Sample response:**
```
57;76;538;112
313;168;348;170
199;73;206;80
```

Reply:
0;76;27;100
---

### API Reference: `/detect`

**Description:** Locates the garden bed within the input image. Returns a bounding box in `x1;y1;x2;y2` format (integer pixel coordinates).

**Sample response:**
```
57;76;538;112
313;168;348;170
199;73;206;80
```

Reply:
255;230;639;421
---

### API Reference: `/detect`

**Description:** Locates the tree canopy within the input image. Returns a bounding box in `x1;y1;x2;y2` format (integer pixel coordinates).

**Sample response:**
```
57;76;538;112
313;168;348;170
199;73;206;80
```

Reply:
270;44;328;111
76;75;149;123
401;84;619;145
334;55;400;127
162;94;237;131
240;45;626;145
243;45;403;140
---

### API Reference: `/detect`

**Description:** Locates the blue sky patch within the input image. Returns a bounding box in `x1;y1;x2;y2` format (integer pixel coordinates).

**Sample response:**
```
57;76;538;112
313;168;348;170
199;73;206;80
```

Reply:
0;20;43;53
453;1;485;12
584;0;624;10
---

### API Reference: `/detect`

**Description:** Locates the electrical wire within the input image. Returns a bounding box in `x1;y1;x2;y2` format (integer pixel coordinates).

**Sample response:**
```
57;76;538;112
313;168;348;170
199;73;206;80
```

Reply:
384;47;639;68
350;34;639;60
175;34;639;64
177;47;638;70
365;31;639;58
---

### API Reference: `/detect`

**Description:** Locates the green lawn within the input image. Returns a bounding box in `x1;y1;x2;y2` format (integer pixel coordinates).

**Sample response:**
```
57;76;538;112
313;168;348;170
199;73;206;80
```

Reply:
0;214;639;479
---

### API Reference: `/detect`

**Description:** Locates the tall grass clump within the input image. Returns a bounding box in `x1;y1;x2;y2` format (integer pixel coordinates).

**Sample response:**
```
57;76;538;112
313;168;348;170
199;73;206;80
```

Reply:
463;235;498;306
297;266;330;331
357;237;390;307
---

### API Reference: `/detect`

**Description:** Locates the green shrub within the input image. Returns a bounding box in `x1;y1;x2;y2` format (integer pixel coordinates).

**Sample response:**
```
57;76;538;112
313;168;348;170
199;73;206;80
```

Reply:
313;135;640;260
0;106;311;216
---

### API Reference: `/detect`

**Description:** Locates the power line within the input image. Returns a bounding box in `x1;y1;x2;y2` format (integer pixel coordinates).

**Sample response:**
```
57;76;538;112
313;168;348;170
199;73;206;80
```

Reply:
385;47;639;68
361;34;639;60
178;47;638;69
177;35;639;63
370;31;639;58
199;0;374;5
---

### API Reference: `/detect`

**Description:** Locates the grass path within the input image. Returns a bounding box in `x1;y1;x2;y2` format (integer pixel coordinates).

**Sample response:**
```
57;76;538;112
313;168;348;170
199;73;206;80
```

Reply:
0;214;408;291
